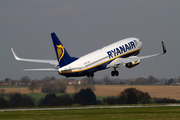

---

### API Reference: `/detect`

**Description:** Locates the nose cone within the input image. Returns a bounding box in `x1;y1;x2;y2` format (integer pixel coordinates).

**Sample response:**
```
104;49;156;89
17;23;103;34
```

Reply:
138;39;143;49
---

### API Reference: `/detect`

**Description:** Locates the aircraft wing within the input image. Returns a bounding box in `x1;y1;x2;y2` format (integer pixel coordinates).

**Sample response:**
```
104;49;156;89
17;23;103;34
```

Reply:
107;41;167;68
11;48;58;66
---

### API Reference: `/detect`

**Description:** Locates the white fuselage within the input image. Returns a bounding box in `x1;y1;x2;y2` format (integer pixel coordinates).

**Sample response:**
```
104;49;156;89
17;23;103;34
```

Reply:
58;38;142;77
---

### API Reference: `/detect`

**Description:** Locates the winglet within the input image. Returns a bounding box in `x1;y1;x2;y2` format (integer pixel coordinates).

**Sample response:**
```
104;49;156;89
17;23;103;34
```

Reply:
11;48;20;60
162;41;167;54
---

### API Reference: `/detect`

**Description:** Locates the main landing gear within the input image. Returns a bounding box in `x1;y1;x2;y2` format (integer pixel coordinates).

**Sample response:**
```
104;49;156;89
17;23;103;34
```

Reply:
111;68;119;76
87;73;94;77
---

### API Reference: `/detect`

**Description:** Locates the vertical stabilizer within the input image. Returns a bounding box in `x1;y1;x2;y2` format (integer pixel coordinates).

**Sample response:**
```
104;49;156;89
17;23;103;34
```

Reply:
51;32;78;67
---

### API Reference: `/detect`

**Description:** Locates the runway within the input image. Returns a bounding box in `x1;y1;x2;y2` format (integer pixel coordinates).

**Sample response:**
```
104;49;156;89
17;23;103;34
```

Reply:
0;104;180;112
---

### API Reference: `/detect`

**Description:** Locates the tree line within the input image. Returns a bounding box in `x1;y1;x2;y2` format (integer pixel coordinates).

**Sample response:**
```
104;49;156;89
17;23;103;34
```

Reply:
2;75;180;87
0;87;179;108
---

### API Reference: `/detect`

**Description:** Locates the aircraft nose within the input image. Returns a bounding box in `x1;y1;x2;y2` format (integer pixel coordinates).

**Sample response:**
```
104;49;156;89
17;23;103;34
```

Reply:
139;39;143;48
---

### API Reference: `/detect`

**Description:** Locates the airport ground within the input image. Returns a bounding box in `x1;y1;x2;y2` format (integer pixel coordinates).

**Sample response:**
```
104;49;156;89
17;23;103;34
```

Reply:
2;85;180;100
1;85;180;120
1;106;180;120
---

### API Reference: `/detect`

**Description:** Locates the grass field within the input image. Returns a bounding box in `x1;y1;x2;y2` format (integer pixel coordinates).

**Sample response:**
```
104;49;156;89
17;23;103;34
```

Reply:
1;106;180;120
2;85;180;99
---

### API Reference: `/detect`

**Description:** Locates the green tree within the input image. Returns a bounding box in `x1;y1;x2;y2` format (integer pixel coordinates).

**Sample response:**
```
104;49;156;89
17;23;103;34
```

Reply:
41;82;66;93
74;88;96;105
0;89;6;98
103;76;112;85
178;76;180;83
38;93;57;106
168;78;174;85
8;93;35;107
57;94;73;106
129;78;149;85
148;75;159;85
28;81;39;93
5;78;10;82
0;97;8;108
21;76;30;85
118;88;151;104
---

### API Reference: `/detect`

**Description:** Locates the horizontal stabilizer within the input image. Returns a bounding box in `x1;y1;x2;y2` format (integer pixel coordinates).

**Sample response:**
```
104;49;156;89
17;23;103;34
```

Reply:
24;68;58;72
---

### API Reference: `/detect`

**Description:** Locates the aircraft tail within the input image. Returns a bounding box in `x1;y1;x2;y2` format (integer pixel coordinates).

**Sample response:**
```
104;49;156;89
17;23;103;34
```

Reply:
51;32;78;67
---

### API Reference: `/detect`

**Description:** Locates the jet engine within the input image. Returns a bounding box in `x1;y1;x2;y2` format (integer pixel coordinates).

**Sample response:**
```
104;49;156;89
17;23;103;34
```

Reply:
125;60;140;68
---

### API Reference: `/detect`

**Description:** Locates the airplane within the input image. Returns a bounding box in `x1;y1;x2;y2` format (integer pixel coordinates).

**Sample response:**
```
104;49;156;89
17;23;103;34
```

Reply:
11;32;167;78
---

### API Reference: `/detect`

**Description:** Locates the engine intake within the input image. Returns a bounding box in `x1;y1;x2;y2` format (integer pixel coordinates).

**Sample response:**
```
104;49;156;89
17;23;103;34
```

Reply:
125;60;140;68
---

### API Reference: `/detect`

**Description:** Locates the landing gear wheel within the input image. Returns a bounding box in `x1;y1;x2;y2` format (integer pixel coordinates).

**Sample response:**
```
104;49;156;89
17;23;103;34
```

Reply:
115;71;119;76
87;73;94;77
111;71;115;76
90;73;94;77
111;71;119;76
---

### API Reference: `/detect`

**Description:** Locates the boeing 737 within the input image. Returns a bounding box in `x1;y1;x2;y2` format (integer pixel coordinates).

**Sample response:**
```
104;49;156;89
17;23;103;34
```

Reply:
11;32;167;78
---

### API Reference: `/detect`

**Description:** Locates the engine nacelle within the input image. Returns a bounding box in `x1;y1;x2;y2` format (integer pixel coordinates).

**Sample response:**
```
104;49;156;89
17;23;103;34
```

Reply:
125;60;140;68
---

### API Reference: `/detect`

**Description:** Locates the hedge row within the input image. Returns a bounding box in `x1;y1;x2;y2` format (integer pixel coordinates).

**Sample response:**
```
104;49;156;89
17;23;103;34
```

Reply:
0;88;179;108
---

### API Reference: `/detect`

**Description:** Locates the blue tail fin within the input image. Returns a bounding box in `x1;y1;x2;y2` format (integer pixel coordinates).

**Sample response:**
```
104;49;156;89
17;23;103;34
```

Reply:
51;32;78;67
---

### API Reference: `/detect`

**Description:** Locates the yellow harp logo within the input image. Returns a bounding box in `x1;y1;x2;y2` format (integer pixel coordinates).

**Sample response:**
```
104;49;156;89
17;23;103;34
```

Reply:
56;45;65;63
